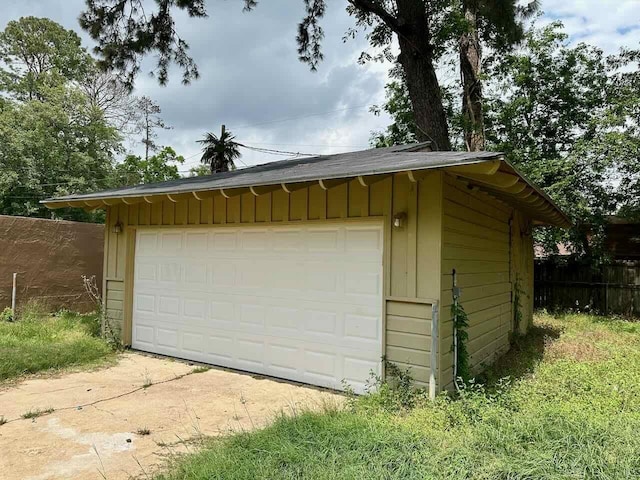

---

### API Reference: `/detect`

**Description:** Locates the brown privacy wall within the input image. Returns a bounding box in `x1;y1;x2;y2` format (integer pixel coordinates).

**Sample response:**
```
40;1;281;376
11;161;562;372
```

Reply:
0;215;104;313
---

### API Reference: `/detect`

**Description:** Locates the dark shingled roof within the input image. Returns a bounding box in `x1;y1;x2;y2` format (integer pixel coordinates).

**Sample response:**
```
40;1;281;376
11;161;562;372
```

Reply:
43;143;502;202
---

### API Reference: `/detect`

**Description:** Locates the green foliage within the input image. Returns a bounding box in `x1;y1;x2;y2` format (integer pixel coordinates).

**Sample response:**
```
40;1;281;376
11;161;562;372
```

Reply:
375;21;640;259
370;78;418;147
355;358;428;413
451;292;471;386
114;146;184;186
198;128;241;174
0;16;91;100
0;85;121;220
188;164;211;177
0;308;13;322
485;22;640;256
0;310;114;381
0;17;176;222
157;312;640;479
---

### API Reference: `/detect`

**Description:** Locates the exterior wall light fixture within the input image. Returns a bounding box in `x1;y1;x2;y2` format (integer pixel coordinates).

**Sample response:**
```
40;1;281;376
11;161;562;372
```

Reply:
393;212;407;228
112;220;124;234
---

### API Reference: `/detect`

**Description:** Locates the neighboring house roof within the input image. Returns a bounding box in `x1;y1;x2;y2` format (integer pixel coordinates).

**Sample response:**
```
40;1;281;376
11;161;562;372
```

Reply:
42;143;570;227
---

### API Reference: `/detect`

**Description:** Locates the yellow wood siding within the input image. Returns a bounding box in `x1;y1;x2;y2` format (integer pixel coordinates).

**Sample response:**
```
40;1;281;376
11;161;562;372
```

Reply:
385;299;433;386
439;174;533;390
103;172;443;386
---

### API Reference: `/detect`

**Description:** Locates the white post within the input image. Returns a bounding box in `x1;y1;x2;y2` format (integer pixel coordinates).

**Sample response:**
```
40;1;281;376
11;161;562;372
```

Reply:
11;273;17;317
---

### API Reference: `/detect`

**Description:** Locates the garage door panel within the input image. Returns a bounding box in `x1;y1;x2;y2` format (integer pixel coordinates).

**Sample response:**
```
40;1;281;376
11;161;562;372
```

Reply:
304;349;337;380
133;222;383;393
267;343;301;374
185;232;208;253
343;355;379;387
159;232;183;253
211;262;237;286
344;313;381;343
182;331;205;354
266;306;301;334
207;334;234;360
157;295;180;316
156;328;179;349
134;324;154;345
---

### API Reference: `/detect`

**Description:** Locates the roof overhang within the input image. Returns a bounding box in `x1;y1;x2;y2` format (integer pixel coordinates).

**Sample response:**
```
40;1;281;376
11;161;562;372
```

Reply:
41;147;570;228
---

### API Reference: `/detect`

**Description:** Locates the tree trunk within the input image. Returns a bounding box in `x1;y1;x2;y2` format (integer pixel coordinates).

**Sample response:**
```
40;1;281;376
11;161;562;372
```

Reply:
459;1;485;151
395;0;451;151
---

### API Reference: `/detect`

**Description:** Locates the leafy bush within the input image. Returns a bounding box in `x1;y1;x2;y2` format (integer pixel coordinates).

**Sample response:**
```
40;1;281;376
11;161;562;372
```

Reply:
0;307;13;322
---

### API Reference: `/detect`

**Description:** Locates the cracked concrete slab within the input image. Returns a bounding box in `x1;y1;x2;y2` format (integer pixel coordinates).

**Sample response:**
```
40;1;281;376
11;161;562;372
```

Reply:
0;352;342;480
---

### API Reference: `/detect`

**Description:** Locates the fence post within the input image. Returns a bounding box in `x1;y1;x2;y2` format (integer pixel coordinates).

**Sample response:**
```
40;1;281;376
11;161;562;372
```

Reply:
11;272;17;316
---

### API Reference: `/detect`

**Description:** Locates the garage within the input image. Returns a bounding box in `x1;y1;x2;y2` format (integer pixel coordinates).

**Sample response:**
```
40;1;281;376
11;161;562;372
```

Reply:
131;222;384;392
44;143;569;394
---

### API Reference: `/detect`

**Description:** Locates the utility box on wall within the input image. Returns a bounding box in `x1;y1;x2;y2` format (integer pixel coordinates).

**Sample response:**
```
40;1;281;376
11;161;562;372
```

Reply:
0;215;104;313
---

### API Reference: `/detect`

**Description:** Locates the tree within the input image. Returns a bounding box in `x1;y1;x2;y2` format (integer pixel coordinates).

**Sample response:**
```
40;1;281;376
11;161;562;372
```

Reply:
81;0;517;150
197;126;241;174
485;23;638;257
0;87;120;221
457;0;538;151
81;64;139;131
114;146;184;185
372;22;640;258
370;64;461;148
188;164;211;177
0;17;91;100
135;96;170;160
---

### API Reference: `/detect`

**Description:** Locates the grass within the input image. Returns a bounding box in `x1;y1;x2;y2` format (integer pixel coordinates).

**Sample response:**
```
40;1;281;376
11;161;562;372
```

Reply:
157;312;640;480
191;366;210;374
21;407;54;419
0;307;115;382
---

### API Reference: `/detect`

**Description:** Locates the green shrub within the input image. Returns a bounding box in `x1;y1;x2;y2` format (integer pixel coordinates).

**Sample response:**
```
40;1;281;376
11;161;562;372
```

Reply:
0;307;13;322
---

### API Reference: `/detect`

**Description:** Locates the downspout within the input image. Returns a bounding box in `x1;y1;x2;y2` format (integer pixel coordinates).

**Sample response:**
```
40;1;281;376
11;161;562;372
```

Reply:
452;268;458;389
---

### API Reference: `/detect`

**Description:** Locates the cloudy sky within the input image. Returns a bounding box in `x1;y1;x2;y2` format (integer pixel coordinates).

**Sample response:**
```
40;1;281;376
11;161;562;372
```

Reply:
3;0;640;172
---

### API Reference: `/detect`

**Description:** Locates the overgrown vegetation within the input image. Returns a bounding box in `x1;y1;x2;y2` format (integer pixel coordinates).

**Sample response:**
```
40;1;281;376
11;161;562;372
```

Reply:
0;304;115;382
21;407;54;419
157;312;640;479
0;307;13;322
451;279;471;386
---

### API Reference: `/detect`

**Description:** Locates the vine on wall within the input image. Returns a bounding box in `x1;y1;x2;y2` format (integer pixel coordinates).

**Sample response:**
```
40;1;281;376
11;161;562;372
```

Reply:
451;269;470;389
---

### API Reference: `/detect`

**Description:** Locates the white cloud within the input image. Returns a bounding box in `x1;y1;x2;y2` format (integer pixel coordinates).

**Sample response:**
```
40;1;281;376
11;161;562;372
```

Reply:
0;0;637;174
540;0;640;53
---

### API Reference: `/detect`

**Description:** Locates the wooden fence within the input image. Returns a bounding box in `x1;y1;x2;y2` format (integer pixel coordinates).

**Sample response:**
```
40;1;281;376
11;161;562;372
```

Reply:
534;259;640;317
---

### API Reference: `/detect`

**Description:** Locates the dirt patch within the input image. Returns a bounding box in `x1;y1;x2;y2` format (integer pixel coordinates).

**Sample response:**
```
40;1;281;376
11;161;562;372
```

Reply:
545;338;609;362
0;352;342;480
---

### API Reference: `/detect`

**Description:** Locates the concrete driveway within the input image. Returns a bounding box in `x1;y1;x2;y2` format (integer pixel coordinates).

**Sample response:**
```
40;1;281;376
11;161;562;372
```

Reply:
0;352;341;480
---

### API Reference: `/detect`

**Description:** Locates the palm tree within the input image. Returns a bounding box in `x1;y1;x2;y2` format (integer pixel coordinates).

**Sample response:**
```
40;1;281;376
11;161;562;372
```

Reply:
197;125;241;174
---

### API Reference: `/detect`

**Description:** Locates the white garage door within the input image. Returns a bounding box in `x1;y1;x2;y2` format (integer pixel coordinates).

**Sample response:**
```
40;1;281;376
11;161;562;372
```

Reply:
132;222;383;393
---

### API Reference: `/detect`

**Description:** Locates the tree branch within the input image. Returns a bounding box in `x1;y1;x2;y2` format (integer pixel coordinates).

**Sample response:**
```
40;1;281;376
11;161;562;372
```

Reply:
347;0;401;35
